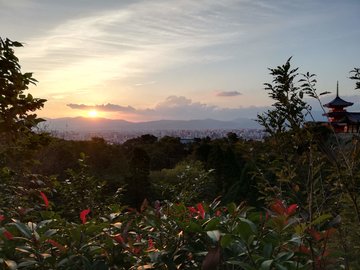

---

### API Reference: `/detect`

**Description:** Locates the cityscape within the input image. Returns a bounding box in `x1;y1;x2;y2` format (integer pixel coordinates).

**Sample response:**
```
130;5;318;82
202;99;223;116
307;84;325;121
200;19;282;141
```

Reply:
48;128;265;143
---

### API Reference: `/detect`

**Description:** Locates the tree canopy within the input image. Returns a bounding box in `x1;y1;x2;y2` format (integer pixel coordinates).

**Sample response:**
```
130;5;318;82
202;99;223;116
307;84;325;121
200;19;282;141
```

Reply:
0;38;46;140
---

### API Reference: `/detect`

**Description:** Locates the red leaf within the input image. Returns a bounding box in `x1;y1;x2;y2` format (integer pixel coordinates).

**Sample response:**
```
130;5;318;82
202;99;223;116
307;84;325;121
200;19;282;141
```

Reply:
80;208;91;224
3;230;13;240
299;245;311;254
188;206;197;214
46;239;66;252
270;200;286;215
113;234;125;244
197;203;205;219
40;191;49;209
309;228;322;241
0;215;5;222
147;238;155;250
286;204;298;216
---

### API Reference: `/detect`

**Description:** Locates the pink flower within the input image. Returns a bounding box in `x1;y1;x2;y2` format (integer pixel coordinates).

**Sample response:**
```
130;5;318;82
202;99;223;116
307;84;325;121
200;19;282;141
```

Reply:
80;209;91;224
3;230;13;240
40;191;49;209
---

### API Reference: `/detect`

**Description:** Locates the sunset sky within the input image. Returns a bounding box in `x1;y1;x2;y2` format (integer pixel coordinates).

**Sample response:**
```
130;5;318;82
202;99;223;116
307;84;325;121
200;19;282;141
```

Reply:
1;0;360;121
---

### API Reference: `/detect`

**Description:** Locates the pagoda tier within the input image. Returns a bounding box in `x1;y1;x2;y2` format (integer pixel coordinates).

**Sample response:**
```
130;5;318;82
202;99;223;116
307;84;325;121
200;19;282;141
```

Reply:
323;82;354;132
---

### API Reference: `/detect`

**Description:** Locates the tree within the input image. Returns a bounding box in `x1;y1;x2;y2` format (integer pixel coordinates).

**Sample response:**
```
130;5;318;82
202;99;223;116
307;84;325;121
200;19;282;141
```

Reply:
257;57;310;135
124;147;152;208
350;67;360;90
0;38;46;140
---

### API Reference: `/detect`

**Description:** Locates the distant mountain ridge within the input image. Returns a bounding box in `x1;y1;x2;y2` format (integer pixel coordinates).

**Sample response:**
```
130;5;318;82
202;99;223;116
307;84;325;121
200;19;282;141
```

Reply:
40;117;260;131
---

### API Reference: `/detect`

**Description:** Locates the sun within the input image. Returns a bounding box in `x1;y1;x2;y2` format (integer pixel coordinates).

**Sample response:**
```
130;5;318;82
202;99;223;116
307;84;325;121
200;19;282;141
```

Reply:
87;110;98;118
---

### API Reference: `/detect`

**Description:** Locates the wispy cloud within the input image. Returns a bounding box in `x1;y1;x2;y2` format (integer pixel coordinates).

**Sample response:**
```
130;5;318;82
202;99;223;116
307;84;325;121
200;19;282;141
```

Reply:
135;81;157;87
67;103;136;112
17;0;274;95
217;91;242;97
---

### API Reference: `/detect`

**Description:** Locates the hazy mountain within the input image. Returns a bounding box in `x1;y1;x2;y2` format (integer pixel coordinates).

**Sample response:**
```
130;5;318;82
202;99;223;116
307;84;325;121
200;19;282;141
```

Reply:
40;117;261;131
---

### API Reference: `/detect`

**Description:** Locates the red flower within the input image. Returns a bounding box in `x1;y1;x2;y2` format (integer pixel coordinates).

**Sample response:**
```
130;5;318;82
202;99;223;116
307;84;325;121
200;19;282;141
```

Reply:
196;203;205;219
0;215;5;222
40;191;49;209
3;230;13;240
80;209;91;224
46;239;66;252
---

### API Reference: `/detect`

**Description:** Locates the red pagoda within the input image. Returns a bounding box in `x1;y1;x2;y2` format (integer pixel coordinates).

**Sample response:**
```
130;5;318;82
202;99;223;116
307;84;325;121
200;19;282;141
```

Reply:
323;82;360;133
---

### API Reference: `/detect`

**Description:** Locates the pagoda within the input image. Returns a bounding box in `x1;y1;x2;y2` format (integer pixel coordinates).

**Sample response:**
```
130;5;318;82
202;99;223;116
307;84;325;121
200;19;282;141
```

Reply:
323;82;360;133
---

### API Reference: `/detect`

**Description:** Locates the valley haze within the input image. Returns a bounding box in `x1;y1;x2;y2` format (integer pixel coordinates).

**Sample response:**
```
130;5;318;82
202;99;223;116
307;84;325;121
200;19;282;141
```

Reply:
42;117;261;132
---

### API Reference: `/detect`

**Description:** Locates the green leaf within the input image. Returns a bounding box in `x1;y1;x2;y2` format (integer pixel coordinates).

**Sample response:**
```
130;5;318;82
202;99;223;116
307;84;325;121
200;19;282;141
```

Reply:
186;221;203;233
12;41;23;47
11;222;32;238
311;214;332;226
275;263;289;270
226;261;255;270
263;243;273;258
275;251;294;261
220;234;233;248
44;229;58;237
18;260;38;267
204;217;220;231
226;202;237;215
260;259;273;270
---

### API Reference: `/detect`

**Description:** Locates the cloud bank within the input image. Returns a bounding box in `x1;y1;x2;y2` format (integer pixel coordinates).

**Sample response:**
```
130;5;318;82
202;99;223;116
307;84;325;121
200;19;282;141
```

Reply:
67;96;267;121
67;103;136;112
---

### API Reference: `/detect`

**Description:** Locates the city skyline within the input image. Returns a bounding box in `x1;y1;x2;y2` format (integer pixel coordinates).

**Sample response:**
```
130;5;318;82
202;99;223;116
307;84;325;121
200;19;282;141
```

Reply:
1;0;360;121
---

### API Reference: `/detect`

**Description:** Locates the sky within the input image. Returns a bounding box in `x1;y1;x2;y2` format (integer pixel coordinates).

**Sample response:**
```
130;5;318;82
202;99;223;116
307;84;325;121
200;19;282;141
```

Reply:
1;0;360;122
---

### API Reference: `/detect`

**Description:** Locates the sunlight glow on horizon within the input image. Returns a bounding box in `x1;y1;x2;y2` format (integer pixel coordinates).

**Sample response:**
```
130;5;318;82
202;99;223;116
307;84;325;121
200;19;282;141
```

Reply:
87;110;98;118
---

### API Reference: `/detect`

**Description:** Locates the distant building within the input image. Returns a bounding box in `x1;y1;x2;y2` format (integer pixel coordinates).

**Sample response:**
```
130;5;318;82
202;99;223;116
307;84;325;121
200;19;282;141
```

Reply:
323;82;360;133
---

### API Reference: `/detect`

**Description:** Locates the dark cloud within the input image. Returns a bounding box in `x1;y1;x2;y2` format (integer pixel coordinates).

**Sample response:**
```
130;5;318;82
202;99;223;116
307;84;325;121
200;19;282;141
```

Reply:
67;103;136;112
216;91;242;97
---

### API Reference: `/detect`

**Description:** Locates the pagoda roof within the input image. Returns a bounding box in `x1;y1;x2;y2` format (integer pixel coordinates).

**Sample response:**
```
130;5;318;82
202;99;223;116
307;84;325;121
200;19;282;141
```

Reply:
323;96;353;108
323;81;353;108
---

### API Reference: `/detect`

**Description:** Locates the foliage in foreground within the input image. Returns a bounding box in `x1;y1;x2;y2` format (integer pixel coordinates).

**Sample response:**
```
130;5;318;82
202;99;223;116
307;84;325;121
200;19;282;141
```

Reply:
0;190;341;270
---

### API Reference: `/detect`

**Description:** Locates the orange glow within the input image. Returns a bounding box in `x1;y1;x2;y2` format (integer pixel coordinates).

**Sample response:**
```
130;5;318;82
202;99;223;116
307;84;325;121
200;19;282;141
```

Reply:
87;110;98;118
